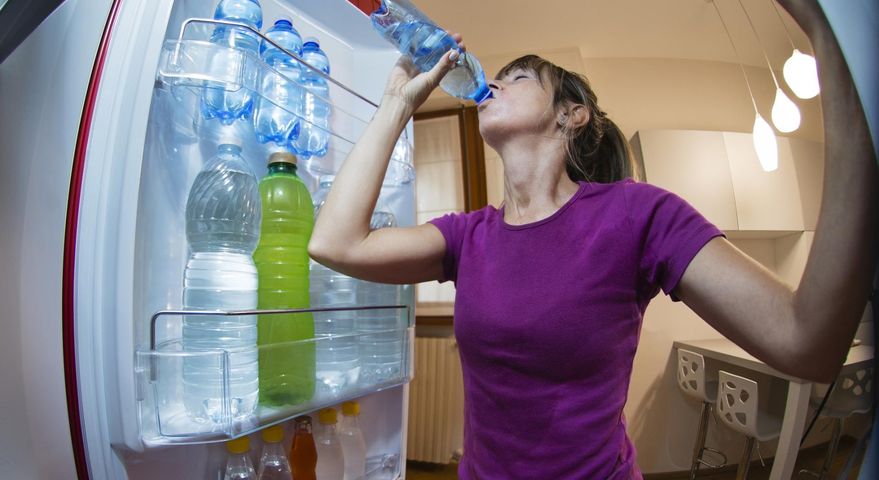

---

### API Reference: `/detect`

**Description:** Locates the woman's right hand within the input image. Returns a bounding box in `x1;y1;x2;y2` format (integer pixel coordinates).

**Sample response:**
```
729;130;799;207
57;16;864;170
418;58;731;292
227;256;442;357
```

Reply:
381;33;465;115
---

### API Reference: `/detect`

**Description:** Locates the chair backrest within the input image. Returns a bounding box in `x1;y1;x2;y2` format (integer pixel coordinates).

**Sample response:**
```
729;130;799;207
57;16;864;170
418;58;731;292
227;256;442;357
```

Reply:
717;370;759;438
827;364;874;416
677;348;708;401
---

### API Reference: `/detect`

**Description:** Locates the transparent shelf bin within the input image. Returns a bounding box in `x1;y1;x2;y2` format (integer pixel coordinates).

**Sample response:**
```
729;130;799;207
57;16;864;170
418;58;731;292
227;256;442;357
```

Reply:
135;305;413;445
155;18;414;185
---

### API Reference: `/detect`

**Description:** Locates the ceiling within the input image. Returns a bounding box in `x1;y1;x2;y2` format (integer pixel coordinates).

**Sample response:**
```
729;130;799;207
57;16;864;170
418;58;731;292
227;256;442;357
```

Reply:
411;0;812;73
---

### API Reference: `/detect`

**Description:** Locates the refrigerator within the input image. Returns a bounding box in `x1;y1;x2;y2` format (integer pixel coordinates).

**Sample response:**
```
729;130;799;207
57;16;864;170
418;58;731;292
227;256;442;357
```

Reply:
0;0;415;478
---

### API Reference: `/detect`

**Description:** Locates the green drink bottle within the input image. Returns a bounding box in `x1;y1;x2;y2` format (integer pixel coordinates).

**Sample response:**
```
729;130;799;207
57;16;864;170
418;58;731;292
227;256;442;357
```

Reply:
253;152;315;406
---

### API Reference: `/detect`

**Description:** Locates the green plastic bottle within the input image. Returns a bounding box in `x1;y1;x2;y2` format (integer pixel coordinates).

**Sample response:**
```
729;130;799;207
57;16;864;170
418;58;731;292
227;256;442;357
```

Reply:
253;151;315;406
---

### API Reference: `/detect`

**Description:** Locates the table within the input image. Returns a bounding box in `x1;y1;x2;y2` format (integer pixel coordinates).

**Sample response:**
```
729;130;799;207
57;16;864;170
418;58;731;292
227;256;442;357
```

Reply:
673;338;873;480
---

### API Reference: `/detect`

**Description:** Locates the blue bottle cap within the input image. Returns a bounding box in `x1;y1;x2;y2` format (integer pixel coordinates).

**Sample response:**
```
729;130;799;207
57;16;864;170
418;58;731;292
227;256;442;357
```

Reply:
274;18;292;29
473;84;493;104
303;37;320;49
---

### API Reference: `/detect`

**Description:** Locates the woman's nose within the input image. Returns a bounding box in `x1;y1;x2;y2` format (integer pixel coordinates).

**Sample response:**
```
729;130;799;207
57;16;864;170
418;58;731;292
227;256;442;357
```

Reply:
488;81;500;91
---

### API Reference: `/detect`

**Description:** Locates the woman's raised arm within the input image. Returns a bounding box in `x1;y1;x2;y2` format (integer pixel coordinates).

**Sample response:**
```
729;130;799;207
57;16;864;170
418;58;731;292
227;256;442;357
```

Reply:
675;0;878;383
308;45;463;285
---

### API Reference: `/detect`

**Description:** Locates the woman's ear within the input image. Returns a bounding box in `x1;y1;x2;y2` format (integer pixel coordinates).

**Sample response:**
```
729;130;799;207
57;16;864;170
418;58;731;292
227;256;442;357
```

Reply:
557;105;590;129
567;105;590;129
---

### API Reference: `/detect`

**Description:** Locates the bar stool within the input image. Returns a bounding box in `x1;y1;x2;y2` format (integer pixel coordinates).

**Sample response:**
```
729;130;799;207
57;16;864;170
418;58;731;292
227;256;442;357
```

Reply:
716;370;784;479
800;363;873;480
677;348;727;479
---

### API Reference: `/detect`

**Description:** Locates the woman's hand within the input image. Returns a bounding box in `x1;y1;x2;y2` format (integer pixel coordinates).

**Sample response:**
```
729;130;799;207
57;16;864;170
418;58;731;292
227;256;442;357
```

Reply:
381;33;465;116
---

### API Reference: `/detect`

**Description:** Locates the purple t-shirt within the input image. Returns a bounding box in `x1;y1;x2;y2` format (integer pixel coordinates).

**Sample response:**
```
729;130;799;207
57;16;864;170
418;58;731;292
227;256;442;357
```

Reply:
428;179;723;479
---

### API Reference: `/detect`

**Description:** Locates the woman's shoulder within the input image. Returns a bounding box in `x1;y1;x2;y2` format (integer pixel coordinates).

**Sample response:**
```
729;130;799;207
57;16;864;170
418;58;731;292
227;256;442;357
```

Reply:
578;178;678;205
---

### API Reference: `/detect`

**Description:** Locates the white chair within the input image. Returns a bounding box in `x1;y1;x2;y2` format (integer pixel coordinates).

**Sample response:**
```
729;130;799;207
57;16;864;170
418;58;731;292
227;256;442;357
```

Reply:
800;363;873;480
677;348;727;479
717;370;783;479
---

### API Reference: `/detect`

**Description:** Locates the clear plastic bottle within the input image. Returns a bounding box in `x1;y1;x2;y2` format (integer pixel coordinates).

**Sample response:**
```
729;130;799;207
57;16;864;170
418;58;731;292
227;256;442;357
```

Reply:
357;205;403;386
224;436;258;480
253;152;315;406
182;143;261;423
257;425;293;480
254;19;303;146
370;0;492;103
339;401;367;480
202;0;264;124
315;408;345;480
290;416;318;480
310;177;360;397
290;38;332;159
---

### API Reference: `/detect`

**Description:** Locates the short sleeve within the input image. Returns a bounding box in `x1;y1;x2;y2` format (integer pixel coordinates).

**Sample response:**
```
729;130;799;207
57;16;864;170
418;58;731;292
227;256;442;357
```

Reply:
428;212;469;283
625;182;725;301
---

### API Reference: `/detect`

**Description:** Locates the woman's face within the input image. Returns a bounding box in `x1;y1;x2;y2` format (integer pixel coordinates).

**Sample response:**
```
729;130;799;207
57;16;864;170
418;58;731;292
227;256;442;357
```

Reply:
477;67;558;147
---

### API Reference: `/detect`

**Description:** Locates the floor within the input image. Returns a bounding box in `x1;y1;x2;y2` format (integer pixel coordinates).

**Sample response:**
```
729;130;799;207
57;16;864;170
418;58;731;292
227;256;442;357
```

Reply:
404;437;866;479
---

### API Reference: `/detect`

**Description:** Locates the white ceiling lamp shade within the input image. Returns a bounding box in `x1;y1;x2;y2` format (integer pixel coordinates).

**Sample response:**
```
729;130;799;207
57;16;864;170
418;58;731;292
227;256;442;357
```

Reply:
783;49;820;99
769;0;821;100
771;87;801;133
737;0;800;133
753;113;779;171
711;0;778;171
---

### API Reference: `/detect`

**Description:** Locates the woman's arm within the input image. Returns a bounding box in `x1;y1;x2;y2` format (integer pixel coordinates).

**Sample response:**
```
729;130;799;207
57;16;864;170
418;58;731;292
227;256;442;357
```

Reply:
308;44;462;284
675;0;878;383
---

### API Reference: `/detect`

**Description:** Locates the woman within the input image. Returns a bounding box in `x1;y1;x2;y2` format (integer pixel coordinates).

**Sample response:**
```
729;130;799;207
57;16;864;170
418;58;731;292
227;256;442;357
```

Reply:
309;1;876;477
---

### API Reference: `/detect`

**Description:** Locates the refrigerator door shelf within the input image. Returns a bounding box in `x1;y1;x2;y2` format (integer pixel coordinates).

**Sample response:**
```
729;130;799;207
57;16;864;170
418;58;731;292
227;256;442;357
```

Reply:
155;18;415;186
135;307;413;446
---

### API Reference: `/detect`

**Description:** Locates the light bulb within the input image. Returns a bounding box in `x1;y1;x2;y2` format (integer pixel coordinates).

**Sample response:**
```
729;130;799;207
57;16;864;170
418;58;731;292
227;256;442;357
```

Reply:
771;88;801;133
783;49;820;99
753;114;778;172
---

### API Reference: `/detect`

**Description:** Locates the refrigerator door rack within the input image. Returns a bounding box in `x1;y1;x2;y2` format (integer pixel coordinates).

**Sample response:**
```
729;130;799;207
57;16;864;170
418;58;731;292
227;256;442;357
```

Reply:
135;305;413;445
155;17;414;183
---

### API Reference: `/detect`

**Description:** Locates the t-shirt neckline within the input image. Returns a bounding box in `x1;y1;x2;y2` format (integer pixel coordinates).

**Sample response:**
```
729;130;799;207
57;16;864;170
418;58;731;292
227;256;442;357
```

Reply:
499;181;588;230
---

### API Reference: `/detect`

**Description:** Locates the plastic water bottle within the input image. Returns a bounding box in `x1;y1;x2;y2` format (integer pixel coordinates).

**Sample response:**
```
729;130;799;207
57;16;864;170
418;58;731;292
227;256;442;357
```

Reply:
310;177;360;396
315;408;345;480
339;401;367;480
357;205;403;386
290;38;331;159
202;0;264;124
253;152;314;407
225;436;258;480
370;0;492;103
253;19;303;146
183;143;261;423
289;416;317;480
257;425;293;480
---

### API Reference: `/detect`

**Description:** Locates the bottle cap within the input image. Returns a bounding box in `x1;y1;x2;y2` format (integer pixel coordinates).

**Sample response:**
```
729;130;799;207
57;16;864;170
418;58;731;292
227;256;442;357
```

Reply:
274;17;293;28
294;415;312;426
268;151;297;165
261;425;284;443
341;400;360;416
303;36;320;48
226;436;250;454
318;407;337;424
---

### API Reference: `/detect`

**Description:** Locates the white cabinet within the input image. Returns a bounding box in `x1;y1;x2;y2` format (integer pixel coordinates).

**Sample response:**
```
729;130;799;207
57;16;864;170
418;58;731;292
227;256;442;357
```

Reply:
632;130;739;230
723;131;804;231
632;129;824;234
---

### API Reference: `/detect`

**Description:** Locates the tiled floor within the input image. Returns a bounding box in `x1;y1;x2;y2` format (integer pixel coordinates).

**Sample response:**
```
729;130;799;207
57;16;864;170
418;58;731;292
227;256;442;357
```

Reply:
404;437;866;479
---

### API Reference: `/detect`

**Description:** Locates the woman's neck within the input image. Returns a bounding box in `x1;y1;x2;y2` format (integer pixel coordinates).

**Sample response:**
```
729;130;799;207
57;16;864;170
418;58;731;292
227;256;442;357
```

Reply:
497;135;579;225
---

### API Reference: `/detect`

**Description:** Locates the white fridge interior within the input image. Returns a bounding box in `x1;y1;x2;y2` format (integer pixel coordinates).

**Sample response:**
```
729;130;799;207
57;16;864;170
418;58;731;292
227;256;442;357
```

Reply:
71;0;414;477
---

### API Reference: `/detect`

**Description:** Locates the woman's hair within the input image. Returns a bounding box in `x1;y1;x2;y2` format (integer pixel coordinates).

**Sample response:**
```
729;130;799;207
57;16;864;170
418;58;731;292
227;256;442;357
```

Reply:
496;55;636;183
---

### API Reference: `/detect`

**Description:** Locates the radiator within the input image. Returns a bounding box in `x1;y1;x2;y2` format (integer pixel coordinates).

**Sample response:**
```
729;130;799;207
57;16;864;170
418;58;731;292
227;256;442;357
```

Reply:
406;336;465;464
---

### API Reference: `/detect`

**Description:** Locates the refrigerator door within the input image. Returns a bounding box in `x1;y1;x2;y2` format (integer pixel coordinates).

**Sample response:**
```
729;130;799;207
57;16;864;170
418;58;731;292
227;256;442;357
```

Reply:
70;0;412;478
0;0;115;478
